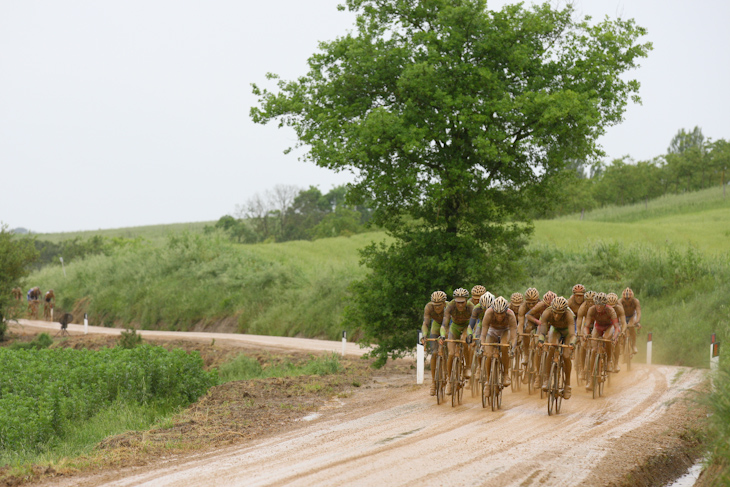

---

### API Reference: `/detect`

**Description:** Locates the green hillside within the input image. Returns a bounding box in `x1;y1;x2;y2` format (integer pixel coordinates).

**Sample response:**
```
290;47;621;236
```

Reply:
35;221;214;243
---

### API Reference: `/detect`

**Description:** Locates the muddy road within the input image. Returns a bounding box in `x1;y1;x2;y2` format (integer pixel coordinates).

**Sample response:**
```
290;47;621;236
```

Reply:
17;319;705;487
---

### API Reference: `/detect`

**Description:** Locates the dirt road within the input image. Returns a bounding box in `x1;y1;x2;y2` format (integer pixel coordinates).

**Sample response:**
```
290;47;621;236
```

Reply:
17;319;704;487
15;319;369;356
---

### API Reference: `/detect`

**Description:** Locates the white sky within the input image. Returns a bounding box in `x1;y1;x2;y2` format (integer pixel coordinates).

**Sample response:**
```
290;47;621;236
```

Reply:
1;0;728;233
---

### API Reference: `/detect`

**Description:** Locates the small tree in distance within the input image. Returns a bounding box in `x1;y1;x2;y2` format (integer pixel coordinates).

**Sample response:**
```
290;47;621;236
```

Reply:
251;0;652;364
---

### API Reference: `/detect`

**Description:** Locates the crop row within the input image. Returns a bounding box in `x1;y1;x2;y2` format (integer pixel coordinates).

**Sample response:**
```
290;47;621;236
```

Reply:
0;346;218;452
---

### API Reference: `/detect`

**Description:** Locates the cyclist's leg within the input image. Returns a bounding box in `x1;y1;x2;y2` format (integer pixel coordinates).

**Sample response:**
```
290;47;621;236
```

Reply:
428;320;440;382
628;314;638;353
446;330;457;394
602;327;615;371
460;328;473;377
521;322;533;364
586;326;600;390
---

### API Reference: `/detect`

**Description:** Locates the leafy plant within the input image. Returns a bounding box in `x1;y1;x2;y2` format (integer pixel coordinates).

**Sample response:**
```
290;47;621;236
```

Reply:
118;327;143;349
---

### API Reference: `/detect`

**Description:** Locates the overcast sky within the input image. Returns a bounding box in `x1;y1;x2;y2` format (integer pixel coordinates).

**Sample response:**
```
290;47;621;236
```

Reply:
2;0;728;234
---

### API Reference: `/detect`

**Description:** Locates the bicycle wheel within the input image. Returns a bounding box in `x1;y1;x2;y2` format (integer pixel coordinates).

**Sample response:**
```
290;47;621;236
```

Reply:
471;351;479;397
592;352;600;400
556;358;564;413
539;350;547;399
451;356;459;407
435;355;444;405
599;354;606;397
625;334;633;371
481;356;489;408
511;347;522;393
548;361;558;416
607;355;612;386
457;358;465;405
497;359;504;409
490;356;499;411
527;348;535;395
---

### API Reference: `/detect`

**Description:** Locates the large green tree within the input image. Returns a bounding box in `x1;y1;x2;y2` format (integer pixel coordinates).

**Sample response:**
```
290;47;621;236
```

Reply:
251;0;651;362
0;225;39;340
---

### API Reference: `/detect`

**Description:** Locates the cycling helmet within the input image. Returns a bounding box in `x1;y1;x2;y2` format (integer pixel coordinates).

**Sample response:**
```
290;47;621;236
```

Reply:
492;296;509;313
623;287;634;299
551;296;569;313
510;292;524;305
594;292;608;306
607;293;619;306
431;290;447;303
471;285;486;297
479;292;495;309
542;291;556;305
525;288;539;302
452;288;470;302
585;290;596;301
572;284;585;294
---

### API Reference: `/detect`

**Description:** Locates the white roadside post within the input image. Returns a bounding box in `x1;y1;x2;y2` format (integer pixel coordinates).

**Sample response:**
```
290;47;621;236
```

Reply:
59;257;66;277
84;313;88;335
417;331;424;385
646;332;652;365
711;334;720;372
341;331;346;357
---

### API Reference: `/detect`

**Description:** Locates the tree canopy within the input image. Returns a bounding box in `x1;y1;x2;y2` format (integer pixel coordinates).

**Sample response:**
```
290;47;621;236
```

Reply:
251;0;652;363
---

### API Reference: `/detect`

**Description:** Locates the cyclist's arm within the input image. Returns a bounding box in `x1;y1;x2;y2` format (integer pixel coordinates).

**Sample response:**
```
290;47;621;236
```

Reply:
537;309;551;341
635;299;642;324
422;305;432;338
508;312;518;348
441;304;452;337
525;305;542;327
479;309;493;343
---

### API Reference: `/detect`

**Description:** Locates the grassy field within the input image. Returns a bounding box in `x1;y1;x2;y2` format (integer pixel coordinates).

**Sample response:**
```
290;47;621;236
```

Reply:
533;186;730;254
35;221;214;243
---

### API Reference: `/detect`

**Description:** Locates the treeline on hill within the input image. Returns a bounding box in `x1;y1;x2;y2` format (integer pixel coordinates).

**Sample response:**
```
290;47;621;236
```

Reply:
540;127;730;218
206;184;373;243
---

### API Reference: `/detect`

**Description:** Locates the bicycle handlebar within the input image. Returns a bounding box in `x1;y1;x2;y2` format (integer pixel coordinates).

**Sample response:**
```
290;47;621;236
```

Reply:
479;343;511;348
444;339;467;344
587;337;613;343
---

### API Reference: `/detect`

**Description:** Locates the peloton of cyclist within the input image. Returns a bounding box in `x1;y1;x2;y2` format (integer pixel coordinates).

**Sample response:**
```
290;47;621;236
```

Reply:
607;293;626;371
422;290;448;395
443;288;475;395
620;287;642;354
479;296;518;387
537;296;576;399
584;292;621;390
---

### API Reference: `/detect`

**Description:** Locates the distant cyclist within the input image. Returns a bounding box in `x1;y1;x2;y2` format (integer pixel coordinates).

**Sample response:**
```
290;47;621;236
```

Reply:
12;287;22;301
517;288;541;382
421;290;447;396
537;296;576;399
620;287;642;354
524;291;556;329
479;296;517;387
443;288;475;395
27;287;41;319
44;289;55;321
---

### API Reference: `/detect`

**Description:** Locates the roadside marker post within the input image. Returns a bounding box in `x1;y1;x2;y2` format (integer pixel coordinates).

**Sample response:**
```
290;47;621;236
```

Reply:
417;332;424;385
647;332;652;365
711;334;720;372
84;313;88;335
341;331;346;357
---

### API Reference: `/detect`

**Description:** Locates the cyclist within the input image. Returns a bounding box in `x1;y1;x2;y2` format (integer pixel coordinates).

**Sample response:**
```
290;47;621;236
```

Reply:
509;293;523;315
576;290;596;337
537;296;576;399
607;293;626;371
470;291;495;343
567;284;586;330
12;287;22;301
620;287;642;354
584;292;621;390
479;296;517;387
524;291;556;329
517;288;541;383
524;291;556;389
470;285;486;307
443;288;475;395
27;287;41;318
421;290;448;396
